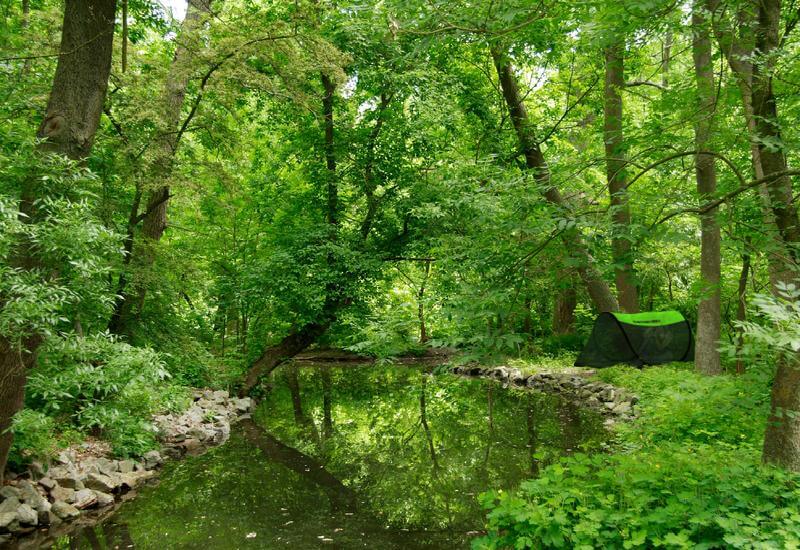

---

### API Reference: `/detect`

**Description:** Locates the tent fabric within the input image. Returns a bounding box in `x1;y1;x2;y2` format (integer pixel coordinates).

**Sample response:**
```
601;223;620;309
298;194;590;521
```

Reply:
574;311;694;368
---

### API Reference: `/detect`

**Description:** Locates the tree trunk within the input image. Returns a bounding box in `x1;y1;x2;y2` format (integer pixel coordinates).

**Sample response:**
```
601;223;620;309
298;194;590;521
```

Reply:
241;321;329;395
418;261;430;343
753;0;800;471
0;0;116;483
692;0;722;376
661;32;672;89
735;253;750;374
109;0;211;336
490;45;619;313
709;0;792;292
553;283;577;335
604;40;639;313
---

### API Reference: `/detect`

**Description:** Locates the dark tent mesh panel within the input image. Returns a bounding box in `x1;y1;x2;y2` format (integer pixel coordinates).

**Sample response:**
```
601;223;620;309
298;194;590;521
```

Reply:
574;311;693;368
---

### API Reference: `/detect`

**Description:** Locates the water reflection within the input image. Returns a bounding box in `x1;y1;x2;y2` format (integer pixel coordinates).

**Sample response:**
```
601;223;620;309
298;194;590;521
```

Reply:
45;364;607;549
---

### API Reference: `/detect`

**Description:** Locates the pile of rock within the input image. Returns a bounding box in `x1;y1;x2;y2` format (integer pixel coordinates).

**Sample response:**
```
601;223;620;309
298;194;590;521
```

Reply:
448;365;638;419
0;389;253;545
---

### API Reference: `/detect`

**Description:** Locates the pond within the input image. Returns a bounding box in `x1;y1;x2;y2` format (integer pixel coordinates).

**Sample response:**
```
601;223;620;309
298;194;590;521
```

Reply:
40;363;609;549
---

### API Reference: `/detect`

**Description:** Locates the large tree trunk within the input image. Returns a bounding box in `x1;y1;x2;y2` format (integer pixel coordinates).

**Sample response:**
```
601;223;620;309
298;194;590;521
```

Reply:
0;0;117;483
604;40;639;313
109;0;211;336
692;0;722;376
753;0;800;471
490;45;619;313
735;252;751;374
553;269;577;335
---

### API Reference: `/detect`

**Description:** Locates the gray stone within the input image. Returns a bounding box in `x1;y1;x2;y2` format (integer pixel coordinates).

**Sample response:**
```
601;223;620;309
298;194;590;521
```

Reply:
28;460;46;479
92;490;115;507
0;486;20;500
84;473;120;493
95;458;119;476
0;512;17;530
50;486;75;503
73;489;97;510
0;534;10;545
143;450;162;470
233;397;252;413
55;451;74;465
51;501;80;520
0;497;20;514
54;475;83;490
38;477;57;491
613;402;632;415
15;503;38;525
212;390;229;401
118;460;135;474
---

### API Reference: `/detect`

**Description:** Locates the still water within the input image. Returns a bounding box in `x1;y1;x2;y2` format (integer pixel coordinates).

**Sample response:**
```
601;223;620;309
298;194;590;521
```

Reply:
44;364;608;549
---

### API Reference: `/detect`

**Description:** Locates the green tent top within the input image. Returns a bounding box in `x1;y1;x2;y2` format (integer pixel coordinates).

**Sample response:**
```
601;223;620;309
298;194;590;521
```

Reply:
610;310;686;327
575;310;693;368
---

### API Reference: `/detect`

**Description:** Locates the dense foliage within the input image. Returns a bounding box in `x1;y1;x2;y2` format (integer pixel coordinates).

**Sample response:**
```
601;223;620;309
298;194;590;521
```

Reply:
2;0;800;545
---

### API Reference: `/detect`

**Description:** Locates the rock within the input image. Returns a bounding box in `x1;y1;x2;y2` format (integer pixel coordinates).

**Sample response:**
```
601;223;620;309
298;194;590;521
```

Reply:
181;439;203;455
0;497;20;515
55;451;74;465
95;458;119;476
17;481;47;512
604;401;616;411
0;512;17;531
212;390;229;401
0;486;21;500
212;423;230;444
53;475;84;490
51;501;80;520
172;433;187;443
598;388;616;402
38;477;57;492
118;470;155;492
143;450;162;470
613;402;632;415
73;489;97;510
84;473;120;493
161;446;183;460
92;491;115;507
118;460;135;474
50;486;75;503
0;534;10;545
28;461;46;480
233;397;252;413
15;503;38;525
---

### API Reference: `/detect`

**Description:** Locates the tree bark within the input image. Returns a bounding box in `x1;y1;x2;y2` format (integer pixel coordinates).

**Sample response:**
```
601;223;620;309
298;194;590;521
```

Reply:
109;0;211;336
692;0;722;376
0;0;117;483
490;45;618;313
709;0;792;292
752;0;800;471
735;252;750;374
553;283;577;335
604;40;639;312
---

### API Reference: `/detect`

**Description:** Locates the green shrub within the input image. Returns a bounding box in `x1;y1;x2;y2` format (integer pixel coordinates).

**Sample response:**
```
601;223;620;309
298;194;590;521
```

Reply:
596;364;771;450
475;445;800;549
7;409;57;470
25;333;189;457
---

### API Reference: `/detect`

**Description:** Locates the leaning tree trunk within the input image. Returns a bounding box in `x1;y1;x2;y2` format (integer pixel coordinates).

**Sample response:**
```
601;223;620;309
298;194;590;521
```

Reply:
751;0;800;471
692;0;722;376
490;45;618;313
0;0;116;483
604;40;639;313
109;0;211;336
241;73;345;395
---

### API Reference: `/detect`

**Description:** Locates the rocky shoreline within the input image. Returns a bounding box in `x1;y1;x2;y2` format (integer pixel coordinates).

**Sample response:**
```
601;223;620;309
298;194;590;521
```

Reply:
0;390;253;548
448;365;639;421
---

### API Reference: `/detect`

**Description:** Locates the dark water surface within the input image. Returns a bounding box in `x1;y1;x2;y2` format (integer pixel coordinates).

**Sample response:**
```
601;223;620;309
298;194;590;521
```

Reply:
42;364;608;549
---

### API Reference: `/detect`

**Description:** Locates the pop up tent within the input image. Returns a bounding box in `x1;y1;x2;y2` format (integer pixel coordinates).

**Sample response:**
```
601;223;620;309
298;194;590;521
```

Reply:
574;311;694;368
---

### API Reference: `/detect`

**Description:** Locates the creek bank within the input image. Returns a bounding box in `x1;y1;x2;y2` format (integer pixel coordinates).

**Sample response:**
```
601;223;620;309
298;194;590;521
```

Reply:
0;389;253;547
448;365;639;421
